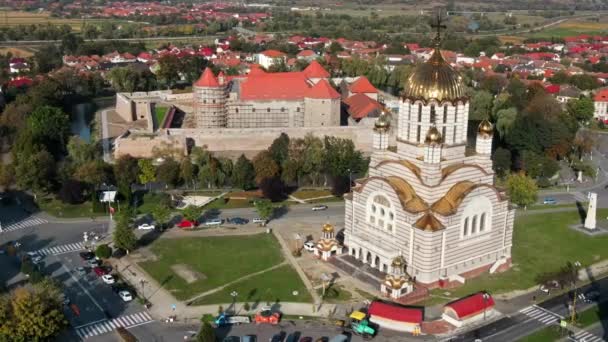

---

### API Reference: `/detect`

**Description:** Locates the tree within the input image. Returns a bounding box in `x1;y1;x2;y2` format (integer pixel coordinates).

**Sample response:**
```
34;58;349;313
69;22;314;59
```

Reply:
323;136;366;179
197;321;215;342
252;150;279;185
28;106;69;156
469;90;494;121
569;74;599;90
113;213;137;253
74;160;111;189
156;55;181;88
268;133;290;167
1;280;67;341
494;107;518;139
14;148;55;193
254;199;274;222
95;244;112;259
57;179;86;204
156;158;180;187
492;148;512;177
151;204;171;229
114;156;139;202
231;154;255;190
506;173;538;208
138;159;156;187
182;205;201;222
566;96;594;123
506;78;527;110
67;136;97;166
259;177;287;202
180;157;195;188
301;134;325;186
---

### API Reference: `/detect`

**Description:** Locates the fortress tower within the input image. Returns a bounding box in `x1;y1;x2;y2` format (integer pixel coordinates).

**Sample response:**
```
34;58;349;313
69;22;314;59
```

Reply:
193;68;227;128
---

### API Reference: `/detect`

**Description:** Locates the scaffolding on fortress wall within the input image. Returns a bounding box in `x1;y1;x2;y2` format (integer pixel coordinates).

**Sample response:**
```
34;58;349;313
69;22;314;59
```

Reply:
193;86;228;128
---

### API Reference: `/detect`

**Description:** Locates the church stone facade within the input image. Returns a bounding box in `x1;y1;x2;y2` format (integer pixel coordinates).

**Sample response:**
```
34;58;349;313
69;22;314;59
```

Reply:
343;44;515;289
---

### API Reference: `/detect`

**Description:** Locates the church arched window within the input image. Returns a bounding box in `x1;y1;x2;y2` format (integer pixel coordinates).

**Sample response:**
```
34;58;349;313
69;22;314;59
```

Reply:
368;194;394;232
461;196;493;239
443;105;448;123
417;104;422;122
463;217;469;236
471;215;477;234
480;213;486;232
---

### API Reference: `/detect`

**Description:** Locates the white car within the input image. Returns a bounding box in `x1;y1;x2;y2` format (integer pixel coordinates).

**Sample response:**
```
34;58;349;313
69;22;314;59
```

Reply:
137;223;155;230
204;218;223;226
31;255;43;264
252;218;267;225
303;241;316;252
312;205;328;211
119;290;133;302
102;274;115;284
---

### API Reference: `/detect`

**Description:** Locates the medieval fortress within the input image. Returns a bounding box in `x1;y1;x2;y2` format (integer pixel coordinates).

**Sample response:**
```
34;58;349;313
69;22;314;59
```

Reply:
111;61;382;159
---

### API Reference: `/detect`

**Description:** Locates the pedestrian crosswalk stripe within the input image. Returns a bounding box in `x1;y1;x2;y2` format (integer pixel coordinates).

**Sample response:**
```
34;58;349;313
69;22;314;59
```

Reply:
1;217;47;233
520;306;561;325
574;330;604;342
30;241;85;257
75;311;153;340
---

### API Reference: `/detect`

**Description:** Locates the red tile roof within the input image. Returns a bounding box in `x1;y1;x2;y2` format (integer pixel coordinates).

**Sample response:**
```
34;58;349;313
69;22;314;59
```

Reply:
349;76;377;93
595;89;608;101
194;68;220;87
303;60;330;79
344;93;382;119
240;73;311;100
306;79;340;99
248;64;266;76
545;84;561;94
261;49;286;58
297;50;316;57
444;292;495;320
368;301;423;324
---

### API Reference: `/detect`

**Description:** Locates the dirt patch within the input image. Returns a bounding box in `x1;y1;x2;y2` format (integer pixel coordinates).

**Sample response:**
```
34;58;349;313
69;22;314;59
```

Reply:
171;264;206;283
0;47;35;57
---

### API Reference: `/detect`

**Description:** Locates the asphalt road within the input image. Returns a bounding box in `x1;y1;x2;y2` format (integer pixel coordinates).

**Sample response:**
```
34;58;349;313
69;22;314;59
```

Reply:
447;276;608;342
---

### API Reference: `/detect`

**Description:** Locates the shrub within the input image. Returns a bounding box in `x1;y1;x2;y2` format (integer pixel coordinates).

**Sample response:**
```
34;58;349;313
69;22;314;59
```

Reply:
57;179;86;204
95;244;112;259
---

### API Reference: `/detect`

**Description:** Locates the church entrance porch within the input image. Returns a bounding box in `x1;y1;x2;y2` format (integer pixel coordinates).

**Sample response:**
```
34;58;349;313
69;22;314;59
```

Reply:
328;254;386;290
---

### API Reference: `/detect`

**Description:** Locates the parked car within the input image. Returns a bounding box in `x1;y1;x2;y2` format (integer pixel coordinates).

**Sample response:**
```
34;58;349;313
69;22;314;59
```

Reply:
286;332;301;342
204;218;223;227
79;251;95;261
93;266;108;276
227;217;248;225
178;219;198;229
87;259;101;267
223;337;241;342
543;197;557;205
269;333;285;342
102;274;115;284
75;267;87;276
299;338;313;342
118;290;133;302
303;241;316;252
137;223;155;230
252;218;267;225
242;335;257;342
312;205;328;211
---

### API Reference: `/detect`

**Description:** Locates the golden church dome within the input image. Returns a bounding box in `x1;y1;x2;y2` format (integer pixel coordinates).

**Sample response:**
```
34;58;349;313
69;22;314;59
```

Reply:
322;223;335;233
374;111;391;131
478;119;493;137
425;125;443;144
402;48;467;103
391;255;405;268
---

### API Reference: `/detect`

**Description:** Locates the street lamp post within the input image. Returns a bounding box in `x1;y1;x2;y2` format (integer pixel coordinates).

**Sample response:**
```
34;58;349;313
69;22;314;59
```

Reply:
230;291;238;312
140;279;148;301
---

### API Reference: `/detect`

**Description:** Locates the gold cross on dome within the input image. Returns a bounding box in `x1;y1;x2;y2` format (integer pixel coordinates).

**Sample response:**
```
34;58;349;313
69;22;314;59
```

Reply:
431;12;447;43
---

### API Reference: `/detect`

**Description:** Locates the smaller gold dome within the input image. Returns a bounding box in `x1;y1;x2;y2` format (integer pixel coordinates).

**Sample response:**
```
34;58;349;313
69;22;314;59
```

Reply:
425;126;443;145
391;255;405;268
478;119;493;137
322;223;335;233
374;111;391;131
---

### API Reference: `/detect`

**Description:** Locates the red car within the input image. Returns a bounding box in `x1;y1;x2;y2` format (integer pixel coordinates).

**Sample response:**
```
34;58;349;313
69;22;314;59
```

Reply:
178;219;198;229
255;306;281;325
93;266;108;276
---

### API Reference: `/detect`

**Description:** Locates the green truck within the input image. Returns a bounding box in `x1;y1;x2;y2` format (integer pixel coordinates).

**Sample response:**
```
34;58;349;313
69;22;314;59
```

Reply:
348;311;375;339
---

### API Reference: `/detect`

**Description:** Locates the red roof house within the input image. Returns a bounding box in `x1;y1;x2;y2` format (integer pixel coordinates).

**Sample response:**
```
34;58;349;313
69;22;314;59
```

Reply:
349;76;378;98
545;84;561;94
595;88;608;102
368;301;423;332
194;68;220;87
344;93;383;120
442;292;495;327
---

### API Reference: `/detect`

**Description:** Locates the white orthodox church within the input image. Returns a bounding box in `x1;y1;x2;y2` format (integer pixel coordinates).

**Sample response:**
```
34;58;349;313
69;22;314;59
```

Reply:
343;35;515;294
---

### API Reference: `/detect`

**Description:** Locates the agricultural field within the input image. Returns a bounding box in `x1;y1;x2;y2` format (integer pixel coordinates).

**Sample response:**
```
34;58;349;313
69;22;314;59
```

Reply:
526;19;608;38
0;10;87;31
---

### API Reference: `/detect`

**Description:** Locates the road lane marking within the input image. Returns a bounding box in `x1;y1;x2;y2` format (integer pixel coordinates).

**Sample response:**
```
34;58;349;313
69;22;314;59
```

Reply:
62;264;105;313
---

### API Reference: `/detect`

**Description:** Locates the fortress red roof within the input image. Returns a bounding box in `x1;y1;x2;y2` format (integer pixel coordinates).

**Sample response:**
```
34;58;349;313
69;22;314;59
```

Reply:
194;68;220;87
303;60;330;79
241;73;310;100
349;76;378;93
306;79;340;99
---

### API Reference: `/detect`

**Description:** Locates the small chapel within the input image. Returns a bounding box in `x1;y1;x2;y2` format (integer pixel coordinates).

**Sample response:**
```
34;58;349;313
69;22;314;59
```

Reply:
342;21;515;295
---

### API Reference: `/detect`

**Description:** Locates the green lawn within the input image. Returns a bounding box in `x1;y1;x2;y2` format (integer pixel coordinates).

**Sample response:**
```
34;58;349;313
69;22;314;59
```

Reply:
431;209;608;299
154;106;168;129
204;197;254;209
136;192;170;214
139;234;284;300
518;326;566;342
317;284;353;303
575;303;608;328
192;264;312;305
37;198;106;218
527;203;583;211
291;189;333;200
